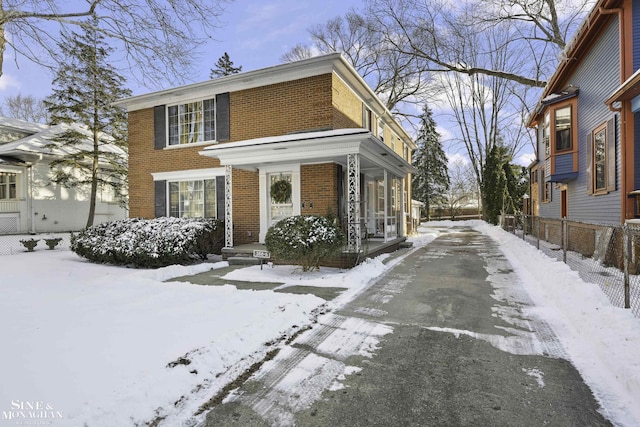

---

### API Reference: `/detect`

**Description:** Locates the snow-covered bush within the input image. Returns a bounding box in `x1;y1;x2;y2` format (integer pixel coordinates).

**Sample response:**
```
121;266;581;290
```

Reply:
265;215;345;271
71;217;224;268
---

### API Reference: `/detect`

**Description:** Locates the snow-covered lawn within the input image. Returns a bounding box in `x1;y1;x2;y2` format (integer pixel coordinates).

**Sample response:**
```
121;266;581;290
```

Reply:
0;229;438;426
1;221;640;426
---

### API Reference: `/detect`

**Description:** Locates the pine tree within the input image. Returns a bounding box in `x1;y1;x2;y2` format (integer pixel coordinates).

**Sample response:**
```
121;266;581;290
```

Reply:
210;52;242;78
482;142;525;224
44;16;131;228
412;105;450;221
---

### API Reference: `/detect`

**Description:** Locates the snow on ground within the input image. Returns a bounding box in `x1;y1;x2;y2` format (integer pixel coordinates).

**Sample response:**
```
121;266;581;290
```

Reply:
2;221;639;426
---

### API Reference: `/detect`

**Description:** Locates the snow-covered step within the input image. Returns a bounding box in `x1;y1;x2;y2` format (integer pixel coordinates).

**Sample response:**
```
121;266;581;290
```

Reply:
227;256;261;265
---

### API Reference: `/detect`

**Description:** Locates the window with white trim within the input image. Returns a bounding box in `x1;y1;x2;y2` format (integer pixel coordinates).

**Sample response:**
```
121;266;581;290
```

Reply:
168;179;217;218
0;172;17;199
167;99;215;146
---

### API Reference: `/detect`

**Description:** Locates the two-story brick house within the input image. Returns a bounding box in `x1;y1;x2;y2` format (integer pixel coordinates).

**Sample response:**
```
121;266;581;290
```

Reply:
528;0;640;224
115;53;417;262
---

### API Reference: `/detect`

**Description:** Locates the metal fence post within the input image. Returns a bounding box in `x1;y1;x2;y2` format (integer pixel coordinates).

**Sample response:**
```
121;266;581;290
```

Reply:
562;218;567;264
624;225;631;309
522;214;526;241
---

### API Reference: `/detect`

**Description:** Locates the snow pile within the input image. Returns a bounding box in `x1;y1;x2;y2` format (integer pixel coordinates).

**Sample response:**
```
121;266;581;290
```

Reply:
473;220;640;427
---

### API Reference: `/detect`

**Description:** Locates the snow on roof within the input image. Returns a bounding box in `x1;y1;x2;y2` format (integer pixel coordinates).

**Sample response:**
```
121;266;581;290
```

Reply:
0;122;125;159
0;116;49;134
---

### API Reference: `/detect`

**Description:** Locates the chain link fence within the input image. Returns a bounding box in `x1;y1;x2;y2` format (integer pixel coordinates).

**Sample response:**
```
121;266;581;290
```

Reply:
0;233;72;256
502;215;640;317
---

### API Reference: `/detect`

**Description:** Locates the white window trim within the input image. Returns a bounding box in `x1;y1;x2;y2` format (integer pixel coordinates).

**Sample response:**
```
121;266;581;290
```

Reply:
165;98;216;147
152;168;225;182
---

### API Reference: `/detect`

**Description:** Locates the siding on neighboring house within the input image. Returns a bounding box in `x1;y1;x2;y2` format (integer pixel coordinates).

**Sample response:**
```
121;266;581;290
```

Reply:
538;18;621;224
634;0;640;70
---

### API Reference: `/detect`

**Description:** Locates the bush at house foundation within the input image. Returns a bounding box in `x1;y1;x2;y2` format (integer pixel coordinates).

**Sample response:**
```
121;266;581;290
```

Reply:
265;215;345;272
71;217;224;268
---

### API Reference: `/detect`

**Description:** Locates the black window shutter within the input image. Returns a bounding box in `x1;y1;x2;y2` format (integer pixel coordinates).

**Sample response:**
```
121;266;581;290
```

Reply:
216;176;225;219
606;117;616;192
154;180;167;217
216;93;230;142
154;105;166;149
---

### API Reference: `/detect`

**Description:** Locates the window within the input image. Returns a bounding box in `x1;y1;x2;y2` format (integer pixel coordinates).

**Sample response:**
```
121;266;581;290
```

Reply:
362;106;372;131
0;173;17;199
593;124;606;192
168;179;217;218
541;168;551;203
555;106;572;151
542;112;550;158
587;118;615;195
378;120;385;141
167;99;215;146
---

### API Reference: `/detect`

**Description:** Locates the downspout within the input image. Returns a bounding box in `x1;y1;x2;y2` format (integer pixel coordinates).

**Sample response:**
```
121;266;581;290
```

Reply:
28;163;35;234
600;6;629;220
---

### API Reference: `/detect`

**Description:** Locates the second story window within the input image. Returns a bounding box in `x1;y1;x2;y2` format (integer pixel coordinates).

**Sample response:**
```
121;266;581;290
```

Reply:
555;106;572;151
168;99;215;146
542;112;550;158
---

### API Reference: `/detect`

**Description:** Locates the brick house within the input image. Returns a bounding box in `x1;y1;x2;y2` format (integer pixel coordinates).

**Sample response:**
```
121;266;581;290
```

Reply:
115;53;417;263
527;0;640;224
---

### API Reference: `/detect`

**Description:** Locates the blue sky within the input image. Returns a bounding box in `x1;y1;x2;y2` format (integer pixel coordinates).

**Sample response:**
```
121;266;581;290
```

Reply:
0;0;361;98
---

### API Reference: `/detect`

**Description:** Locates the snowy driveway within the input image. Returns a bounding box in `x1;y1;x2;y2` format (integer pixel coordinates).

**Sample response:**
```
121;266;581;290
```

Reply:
203;225;636;426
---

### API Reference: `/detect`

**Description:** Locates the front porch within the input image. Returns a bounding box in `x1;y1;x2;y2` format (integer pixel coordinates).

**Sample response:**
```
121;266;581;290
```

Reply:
222;237;411;269
200;128;416;255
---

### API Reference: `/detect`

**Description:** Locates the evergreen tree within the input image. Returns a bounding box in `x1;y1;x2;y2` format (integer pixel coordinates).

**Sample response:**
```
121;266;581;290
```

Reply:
482;142;526;224
44;16;131;228
412;105;450;220
210;52;242;78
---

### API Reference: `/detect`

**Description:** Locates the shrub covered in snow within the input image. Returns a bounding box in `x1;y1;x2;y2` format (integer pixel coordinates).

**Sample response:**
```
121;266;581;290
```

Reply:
71;217;224;268
265;215;345;271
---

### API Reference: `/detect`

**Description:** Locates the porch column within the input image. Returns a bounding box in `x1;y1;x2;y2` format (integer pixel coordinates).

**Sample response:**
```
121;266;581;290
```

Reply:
383;169;389;242
399;177;405;237
347;153;361;252
224;165;233;248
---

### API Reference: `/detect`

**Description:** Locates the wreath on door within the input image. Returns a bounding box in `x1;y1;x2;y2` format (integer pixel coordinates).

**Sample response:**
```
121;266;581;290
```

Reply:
270;179;292;203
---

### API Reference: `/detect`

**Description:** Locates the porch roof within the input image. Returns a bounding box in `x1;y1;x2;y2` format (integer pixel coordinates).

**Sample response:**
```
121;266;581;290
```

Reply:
199;128;416;178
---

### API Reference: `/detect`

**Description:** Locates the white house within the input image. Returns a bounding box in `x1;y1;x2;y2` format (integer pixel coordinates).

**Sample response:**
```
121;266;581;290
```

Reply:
0;117;127;234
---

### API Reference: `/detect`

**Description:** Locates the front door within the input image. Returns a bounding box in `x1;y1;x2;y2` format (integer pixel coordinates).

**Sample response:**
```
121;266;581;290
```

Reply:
267;172;293;228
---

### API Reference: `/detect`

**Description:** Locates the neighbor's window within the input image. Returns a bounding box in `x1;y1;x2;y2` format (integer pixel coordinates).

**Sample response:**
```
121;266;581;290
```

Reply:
593;123;607;193
542;112;550;158
555;106;572;151
168;179;217;218
0;173;17;199
167;99;215;146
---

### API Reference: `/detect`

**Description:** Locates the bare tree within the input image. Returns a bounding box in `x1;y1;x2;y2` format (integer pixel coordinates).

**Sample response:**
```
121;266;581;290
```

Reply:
280;10;431;115
366;0;591;88
1;93;48;123
444;158;479;220
435;11;533;219
0;0;228;86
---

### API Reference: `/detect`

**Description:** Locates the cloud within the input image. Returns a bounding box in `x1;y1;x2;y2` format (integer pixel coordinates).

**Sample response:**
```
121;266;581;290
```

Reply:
514;152;536;167
0;74;20;91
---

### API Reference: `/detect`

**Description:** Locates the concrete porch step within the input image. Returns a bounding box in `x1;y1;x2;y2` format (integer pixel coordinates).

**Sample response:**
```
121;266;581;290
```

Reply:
228;256;261;266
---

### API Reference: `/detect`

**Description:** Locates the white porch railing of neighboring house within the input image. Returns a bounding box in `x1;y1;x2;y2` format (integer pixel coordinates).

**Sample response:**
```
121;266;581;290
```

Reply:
0;200;20;213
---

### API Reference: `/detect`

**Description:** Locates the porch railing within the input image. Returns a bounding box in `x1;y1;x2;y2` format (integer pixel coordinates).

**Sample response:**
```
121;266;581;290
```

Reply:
0;200;20;213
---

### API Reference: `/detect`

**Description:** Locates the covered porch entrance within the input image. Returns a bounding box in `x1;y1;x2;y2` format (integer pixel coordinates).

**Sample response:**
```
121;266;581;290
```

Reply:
200;128;415;255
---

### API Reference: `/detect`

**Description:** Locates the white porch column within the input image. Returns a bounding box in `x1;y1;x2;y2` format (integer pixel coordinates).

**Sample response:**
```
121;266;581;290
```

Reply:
224;165;233;248
347;153;361;252
383;169;389;242
399;177;405;237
